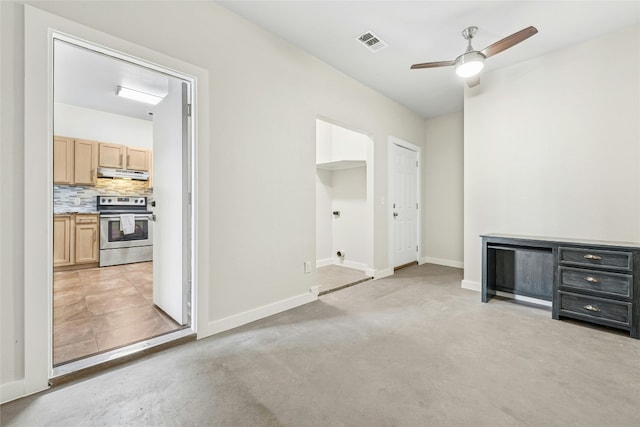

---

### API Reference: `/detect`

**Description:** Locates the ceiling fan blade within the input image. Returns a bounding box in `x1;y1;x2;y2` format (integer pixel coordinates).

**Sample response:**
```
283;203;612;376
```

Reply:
410;60;456;70
466;76;480;88
481;26;538;58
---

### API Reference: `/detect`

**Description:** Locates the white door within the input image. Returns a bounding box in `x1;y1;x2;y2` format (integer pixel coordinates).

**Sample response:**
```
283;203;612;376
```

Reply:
152;79;190;325
392;143;419;267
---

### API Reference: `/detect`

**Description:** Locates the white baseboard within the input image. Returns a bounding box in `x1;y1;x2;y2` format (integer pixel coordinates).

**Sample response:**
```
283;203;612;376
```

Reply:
318;258;371;274
420;256;464;269
373;268;393;280
332;258;368;272
205;287;319;336
1;379;25;405
461;280;481;292
315;258;332;268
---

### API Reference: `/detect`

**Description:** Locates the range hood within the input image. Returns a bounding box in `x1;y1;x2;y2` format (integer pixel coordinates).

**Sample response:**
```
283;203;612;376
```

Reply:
97;167;149;181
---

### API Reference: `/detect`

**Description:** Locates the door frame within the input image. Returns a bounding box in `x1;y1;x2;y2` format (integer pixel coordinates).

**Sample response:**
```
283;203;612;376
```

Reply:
23;5;210;398
387;136;422;271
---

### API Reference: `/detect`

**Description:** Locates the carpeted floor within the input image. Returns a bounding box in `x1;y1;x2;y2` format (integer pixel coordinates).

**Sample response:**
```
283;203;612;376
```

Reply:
2;263;639;426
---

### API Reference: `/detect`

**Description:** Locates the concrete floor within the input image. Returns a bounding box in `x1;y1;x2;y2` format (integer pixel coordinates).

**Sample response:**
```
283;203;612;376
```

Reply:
316;264;372;295
2;263;640;426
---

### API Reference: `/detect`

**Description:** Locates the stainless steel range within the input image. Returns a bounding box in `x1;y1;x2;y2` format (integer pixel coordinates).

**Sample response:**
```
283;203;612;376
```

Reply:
97;196;154;267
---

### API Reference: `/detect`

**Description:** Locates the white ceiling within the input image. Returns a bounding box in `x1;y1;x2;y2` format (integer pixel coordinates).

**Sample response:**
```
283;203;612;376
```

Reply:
53;2;639;121
218;0;640;119
54;40;169;121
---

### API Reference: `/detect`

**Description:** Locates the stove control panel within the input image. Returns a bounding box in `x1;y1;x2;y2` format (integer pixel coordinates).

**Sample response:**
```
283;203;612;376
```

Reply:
97;196;147;208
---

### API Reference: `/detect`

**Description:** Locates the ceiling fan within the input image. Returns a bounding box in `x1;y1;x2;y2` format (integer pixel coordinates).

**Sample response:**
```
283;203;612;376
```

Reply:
410;26;538;88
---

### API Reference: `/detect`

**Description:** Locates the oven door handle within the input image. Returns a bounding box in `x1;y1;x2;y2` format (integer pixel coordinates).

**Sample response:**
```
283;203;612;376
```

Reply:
147;214;156;221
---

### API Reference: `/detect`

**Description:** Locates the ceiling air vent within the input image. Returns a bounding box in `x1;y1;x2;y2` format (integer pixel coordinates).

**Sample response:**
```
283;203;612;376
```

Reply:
355;30;388;53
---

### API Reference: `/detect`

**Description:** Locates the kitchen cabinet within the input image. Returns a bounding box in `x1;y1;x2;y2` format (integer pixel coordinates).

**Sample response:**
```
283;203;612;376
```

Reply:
53;215;73;266
99;142;125;168
53;213;99;269
126;147;149;171
99;142;150;172
53;137;74;185
73;139;98;185
74;214;99;264
53;136;98;186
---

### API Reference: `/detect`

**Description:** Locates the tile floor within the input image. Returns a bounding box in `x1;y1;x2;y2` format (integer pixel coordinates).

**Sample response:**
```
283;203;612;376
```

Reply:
316;264;372;295
53;262;181;366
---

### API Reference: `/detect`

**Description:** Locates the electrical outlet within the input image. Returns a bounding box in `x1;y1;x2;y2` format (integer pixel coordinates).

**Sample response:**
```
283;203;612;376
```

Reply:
304;261;312;273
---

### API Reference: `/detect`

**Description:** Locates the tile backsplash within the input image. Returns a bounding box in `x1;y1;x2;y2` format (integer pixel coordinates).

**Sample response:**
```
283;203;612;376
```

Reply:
54;179;153;213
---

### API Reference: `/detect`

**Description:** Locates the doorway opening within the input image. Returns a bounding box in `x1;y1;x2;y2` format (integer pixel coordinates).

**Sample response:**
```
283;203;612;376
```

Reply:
51;37;194;375
315;118;374;294
388;136;421;271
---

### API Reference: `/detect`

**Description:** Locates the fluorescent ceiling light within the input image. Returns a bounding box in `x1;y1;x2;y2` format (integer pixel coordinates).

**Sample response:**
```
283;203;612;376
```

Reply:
455;51;485;78
116;86;164;105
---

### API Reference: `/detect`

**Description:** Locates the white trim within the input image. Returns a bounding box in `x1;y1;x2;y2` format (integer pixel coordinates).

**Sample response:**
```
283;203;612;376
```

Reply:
206;290;319;336
420;256;464;269
387;136;422;271
0;380;25;405
461;279;481;291
51;328;195;378
316;258;374;276
332;258;368;272
495;291;553;308
316;258;333;268
373;267;394;280
23;5;210;400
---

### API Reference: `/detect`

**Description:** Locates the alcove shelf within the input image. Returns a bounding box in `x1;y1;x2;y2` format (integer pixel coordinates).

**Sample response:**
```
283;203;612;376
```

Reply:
316;160;366;171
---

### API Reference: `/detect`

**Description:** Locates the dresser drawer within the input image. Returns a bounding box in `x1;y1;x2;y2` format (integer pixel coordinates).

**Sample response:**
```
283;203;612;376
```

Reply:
558;247;632;271
559;267;632;299
558;292;631;328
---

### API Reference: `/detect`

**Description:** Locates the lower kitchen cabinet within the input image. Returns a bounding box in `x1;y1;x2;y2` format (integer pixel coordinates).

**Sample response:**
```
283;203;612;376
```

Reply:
74;215;99;264
53;215;73;266
54;213;99;269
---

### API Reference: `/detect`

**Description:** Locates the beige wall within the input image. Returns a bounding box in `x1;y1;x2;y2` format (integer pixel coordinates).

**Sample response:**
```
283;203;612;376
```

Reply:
423;111;464;267
1;1;426;401
463;24;640;290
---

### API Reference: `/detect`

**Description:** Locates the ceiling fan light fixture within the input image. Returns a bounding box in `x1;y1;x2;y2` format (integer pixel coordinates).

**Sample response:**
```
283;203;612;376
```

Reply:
116;86;164;105
455;51;485;78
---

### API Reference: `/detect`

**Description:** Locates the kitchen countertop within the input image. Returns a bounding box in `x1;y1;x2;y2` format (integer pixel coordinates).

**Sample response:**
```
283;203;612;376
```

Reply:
54;210;100;215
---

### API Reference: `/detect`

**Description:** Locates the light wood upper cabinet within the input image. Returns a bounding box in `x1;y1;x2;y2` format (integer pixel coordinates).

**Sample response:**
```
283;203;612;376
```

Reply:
73;139;98;186
99;143;150;172
99;143;125;168
53;136;98;186
53;137;74;185
126;147;149;171
53;215;73;267
74;215;99;264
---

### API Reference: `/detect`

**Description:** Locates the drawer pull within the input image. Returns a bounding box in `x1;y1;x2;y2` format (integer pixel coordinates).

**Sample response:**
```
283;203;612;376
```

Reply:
584;276;599;283
583;254;602;260
583;304;601;312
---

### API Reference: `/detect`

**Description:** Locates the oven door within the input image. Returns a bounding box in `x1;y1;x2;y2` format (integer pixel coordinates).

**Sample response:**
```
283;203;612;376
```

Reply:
99;214;153;249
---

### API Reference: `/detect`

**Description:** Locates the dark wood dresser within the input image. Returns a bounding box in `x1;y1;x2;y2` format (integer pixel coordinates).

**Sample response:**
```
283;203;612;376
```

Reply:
481;233;640;338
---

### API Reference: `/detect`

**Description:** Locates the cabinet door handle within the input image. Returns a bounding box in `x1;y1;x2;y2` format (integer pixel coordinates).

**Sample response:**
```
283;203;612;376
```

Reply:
583;254;602;260
127;154;130;167
120;153;123;166
583;304;601;312
584;276;599;283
